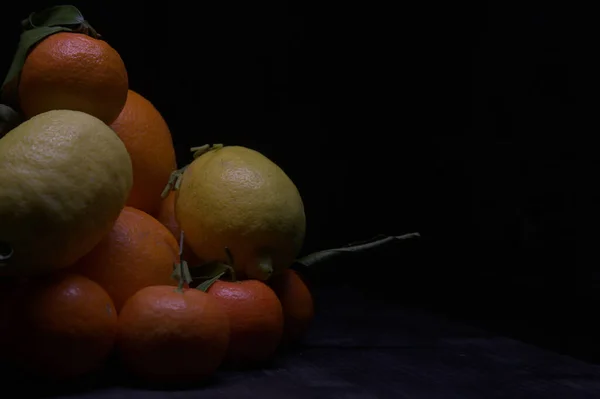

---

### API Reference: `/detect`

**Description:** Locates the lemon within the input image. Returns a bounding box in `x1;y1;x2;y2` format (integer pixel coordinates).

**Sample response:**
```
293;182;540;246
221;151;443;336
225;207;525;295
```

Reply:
0;110;133;275
174;145;306;280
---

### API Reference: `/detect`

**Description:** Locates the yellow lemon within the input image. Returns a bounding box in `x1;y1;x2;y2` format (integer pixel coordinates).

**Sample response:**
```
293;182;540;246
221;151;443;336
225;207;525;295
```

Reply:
175;145;306;280
0;110;133;275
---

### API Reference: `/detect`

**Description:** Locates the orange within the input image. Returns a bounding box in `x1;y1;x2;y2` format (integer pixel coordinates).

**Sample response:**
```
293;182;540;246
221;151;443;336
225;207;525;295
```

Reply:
208;280;284;368
156;191;202;267
270;269;314;345
71;206;180;312
117;285;230;383
156;191;181;239
6;273;117;379
19;32;128;125
110;90;177;215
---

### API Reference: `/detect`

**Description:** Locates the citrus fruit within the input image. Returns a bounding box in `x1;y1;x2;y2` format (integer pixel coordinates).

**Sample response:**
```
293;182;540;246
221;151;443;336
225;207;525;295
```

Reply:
71;206;180;312
175;145;306;280
110;90;177;215
156;191;202;267
208;279;284;367
6;273;117;380
270;269;314;345
19;32;128;125
117;285;230;383
156;191;182;239
0;110;133;276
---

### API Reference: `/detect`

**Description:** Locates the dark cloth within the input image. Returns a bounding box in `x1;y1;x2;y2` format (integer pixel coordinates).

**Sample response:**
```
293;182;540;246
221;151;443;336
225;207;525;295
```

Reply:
6;278;600;399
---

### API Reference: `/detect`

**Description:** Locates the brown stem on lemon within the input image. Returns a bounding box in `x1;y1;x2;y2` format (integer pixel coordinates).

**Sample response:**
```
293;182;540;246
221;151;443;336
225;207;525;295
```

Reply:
161;166;187;198
160;170;178;198
174;170;187;191
190;144;210;157
191;143;223;159
161;144;225;198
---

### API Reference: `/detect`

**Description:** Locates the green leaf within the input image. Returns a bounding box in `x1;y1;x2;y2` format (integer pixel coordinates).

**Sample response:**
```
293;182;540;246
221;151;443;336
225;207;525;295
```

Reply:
0;104;23;138
196;271;226;292
191;260;235;292
182;260;193;284
21;5;85;30
294;232;421;268
172;260;193;282
189;262;231;280
2;26;73;91
1;5;100;101
171;263;182;282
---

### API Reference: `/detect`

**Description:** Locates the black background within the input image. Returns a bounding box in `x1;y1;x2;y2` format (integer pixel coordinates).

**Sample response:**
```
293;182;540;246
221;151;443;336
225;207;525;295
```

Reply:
2;1;600;364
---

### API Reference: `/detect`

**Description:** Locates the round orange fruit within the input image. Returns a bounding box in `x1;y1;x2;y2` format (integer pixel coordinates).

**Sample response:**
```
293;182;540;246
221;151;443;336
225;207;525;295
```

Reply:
208;279;284;368
110;90;177;215
7;273;117;380
19;32;128;125
117;285;230;383
71;206;180;312
270;269;314;345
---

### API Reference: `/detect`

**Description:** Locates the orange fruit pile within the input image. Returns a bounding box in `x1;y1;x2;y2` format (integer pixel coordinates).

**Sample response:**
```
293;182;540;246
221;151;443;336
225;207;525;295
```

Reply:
0;5;314;388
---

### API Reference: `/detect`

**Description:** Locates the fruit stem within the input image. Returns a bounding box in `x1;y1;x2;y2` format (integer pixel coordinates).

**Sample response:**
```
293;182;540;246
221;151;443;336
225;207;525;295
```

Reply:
160;144;225;198
172;231;193;292
256;255;274;281
161;166;188;198
190;143;223;159
224;247;237;282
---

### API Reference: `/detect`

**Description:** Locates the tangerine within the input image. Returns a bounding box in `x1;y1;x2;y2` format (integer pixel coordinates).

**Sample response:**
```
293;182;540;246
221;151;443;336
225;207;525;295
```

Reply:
117;285;230;383
270;269;314;345
19;32;128;124
110;90;177;215
208;279;284;367
71;206;179;312
7;273;117;379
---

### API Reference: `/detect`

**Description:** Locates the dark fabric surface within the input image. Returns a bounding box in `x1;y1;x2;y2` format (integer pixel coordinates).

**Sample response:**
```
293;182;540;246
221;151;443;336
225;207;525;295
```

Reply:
5;277;600;399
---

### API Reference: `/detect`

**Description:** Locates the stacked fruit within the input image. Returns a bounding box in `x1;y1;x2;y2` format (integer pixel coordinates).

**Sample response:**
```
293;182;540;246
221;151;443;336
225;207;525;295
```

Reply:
0;5;314;385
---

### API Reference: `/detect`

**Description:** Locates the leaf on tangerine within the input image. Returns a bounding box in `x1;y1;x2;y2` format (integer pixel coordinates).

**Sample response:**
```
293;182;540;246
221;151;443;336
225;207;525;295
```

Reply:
1;26;73;99
1;5;101;104
196;272;226;293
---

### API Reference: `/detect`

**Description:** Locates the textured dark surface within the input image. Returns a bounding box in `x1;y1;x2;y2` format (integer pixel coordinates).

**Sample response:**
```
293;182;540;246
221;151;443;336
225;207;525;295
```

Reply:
5;276;600;399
